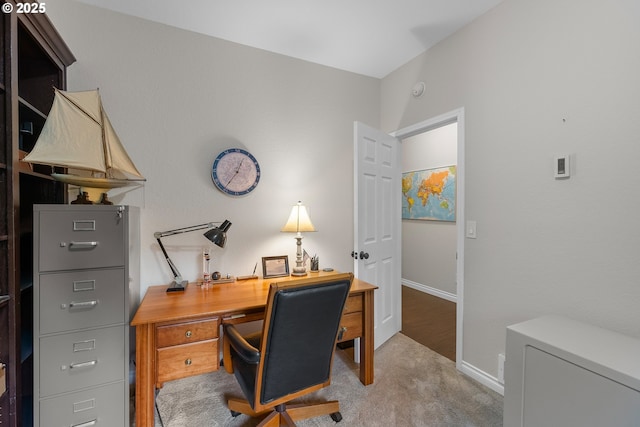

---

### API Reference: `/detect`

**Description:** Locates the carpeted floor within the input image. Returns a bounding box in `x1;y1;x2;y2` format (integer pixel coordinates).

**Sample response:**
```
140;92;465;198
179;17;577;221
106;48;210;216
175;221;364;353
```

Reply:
150;333;503;426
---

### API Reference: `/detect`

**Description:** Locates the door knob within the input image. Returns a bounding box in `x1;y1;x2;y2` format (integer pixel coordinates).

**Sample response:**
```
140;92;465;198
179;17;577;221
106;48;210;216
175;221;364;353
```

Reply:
359;251;369;259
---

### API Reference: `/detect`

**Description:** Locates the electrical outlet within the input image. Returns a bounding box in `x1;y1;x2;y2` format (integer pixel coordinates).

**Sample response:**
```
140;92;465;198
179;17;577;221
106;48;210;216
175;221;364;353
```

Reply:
498;353;505;383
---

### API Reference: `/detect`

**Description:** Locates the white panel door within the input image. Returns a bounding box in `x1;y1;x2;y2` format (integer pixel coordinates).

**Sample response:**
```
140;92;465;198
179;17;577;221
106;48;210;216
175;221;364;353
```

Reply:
354;122;401;348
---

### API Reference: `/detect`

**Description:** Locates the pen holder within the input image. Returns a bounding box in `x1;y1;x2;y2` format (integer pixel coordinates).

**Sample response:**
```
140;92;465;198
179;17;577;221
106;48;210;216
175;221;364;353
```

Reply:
310;257;319;272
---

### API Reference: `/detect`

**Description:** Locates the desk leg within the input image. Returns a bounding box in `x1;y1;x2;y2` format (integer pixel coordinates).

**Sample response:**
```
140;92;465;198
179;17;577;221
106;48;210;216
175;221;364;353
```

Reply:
136;323;155;427
360;289;374;385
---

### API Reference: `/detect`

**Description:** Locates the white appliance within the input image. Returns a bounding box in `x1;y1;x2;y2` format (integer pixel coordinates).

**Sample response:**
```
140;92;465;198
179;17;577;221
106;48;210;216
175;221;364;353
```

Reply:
503;315;640;427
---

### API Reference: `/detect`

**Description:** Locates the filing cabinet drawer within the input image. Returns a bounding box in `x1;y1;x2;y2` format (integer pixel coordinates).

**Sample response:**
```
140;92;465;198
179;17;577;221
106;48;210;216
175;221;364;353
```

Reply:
338;312;363;343
39;326;125;397
157;340;219;385
39;269;125;335
39;381;125;427
344;294;363;314
38;210;125;271
156;318;219;348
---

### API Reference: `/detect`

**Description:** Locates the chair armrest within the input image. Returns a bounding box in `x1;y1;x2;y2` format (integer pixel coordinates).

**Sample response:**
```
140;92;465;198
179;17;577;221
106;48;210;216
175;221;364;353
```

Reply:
224;324;261;365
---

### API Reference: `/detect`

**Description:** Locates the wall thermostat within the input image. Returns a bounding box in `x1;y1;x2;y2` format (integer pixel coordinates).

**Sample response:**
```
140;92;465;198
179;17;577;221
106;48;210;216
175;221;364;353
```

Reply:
554;155;570;179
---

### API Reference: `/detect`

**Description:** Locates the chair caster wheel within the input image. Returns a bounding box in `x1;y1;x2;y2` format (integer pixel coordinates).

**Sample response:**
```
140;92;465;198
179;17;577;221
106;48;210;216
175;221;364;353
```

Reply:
230;410;241;417
331;412;343;422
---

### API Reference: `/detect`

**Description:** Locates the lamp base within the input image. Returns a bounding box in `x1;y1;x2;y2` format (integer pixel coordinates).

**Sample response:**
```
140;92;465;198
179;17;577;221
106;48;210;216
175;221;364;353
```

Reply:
291;270;307;277
166;280;188;293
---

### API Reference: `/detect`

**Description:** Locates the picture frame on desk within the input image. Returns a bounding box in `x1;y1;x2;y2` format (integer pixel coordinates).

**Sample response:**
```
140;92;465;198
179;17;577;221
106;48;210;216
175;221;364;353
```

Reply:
262;255;289;278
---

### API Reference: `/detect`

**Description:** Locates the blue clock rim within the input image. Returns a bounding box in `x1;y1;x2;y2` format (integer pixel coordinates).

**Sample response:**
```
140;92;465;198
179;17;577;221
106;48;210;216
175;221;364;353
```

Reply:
211;148;261;196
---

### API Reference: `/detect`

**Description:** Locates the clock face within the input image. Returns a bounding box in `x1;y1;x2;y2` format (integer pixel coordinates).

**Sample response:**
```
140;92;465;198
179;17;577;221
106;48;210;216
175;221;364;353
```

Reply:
211;148;260;196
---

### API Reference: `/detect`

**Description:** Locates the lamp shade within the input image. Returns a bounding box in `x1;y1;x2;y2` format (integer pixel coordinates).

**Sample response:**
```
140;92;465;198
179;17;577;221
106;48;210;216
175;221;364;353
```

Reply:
281;201;316;233
204;219;232;248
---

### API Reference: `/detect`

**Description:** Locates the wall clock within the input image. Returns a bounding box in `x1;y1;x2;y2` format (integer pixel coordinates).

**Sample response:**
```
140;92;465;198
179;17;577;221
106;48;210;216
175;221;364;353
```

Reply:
211;148;260;196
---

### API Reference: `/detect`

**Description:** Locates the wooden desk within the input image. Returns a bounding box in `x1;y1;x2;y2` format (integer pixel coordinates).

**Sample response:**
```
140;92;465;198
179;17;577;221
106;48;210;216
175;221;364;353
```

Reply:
131;271;377;427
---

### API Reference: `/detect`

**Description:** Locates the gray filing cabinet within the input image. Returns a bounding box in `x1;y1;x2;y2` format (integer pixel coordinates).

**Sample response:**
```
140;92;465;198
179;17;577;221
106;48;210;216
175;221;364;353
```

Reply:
33;204;139;427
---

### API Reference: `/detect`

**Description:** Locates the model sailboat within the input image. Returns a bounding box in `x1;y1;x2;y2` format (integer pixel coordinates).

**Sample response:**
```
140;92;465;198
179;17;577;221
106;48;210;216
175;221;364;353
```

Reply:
23;88;145;197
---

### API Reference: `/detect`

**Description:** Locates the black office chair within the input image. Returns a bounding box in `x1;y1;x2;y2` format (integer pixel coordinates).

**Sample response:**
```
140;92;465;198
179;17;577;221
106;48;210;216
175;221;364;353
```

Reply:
223;272;353;426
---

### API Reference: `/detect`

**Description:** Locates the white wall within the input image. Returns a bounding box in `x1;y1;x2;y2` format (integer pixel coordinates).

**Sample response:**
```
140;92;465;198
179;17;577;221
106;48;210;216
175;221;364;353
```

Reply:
47;0;640;386
402;123;457;296
47;0;380;299
383;0;640;380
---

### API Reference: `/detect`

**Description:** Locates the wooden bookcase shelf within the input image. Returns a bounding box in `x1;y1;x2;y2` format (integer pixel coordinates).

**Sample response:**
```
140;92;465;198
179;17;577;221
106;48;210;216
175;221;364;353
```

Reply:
0;3;75;426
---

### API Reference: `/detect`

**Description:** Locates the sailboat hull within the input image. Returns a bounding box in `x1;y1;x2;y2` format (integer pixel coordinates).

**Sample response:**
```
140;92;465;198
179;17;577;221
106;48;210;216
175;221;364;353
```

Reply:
51;173;140;189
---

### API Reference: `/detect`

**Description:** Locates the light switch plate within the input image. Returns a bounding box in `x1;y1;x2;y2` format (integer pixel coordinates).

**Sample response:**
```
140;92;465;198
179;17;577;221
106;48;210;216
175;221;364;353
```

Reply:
466;220;477;239
554;155;570;179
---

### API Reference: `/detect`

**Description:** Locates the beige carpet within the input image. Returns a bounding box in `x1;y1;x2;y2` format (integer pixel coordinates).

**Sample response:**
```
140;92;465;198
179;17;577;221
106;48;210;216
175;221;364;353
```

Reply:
152;333;503;426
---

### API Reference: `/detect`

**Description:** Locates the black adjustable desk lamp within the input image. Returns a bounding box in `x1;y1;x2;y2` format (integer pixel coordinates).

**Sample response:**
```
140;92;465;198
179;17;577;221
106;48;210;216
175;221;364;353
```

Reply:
154;220;232;292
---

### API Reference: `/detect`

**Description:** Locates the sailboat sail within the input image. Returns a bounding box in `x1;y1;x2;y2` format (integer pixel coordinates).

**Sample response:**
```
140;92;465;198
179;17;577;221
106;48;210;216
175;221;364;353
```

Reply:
23;88;145;187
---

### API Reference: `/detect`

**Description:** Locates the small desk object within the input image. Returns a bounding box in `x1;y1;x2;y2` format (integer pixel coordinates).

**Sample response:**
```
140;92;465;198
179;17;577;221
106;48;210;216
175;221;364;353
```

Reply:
131;271;377;427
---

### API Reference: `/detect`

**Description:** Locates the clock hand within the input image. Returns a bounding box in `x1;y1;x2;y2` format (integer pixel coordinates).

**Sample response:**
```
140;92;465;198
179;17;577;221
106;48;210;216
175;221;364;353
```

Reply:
226;159;245;186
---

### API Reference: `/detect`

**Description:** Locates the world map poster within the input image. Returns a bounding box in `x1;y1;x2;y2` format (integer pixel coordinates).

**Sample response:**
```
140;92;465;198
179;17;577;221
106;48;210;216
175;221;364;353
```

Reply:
402;166;456;221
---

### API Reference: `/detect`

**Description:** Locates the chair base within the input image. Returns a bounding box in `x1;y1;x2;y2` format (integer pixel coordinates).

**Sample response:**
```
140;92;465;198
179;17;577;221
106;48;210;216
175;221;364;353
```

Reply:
228;398;342;426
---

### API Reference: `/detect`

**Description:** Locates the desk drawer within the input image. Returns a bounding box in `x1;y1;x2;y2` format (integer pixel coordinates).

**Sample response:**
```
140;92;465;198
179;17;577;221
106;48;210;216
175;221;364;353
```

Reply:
39;269;125;334
156;318;219;348
39;326;125;397
344;294;363;314
338;312;363;342
157;340;219;385
39;381;125;427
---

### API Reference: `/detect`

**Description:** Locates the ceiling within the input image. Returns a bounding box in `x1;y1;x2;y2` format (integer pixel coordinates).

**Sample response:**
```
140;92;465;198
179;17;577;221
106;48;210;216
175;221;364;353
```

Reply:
77;0;504;79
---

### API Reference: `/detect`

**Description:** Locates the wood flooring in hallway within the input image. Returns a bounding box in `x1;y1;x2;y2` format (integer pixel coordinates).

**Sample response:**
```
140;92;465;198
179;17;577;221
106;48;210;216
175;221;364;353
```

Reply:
401;285;456;361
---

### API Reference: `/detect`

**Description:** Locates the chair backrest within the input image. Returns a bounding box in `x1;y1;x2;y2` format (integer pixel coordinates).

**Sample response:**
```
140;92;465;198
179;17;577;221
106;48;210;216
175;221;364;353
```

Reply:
257;273;353;406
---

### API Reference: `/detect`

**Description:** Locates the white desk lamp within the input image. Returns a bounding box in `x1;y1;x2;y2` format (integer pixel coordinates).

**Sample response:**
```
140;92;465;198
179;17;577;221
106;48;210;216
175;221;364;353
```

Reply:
281;201;316;276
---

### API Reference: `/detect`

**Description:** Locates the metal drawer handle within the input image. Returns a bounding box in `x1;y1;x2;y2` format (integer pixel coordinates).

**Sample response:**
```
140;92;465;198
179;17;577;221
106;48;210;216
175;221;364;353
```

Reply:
72;419;97;427
69;300;98;309
70;360;98;369
185;330;192;338
69;241;98;249
185;358;192;366
338;326;347;341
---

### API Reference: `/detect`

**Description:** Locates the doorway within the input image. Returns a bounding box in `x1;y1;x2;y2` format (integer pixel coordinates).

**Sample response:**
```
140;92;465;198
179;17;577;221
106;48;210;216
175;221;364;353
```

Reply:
392;108;465;367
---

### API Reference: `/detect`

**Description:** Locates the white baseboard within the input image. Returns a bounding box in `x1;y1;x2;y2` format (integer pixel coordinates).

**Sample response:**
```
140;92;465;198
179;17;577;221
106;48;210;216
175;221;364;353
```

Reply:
459;360;504;396
401;279;457;303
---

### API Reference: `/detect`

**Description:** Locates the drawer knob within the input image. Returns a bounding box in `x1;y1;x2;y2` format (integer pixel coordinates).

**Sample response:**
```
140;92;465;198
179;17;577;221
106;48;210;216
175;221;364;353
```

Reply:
185;330;192;338
185;358;192;366
338;326;347;341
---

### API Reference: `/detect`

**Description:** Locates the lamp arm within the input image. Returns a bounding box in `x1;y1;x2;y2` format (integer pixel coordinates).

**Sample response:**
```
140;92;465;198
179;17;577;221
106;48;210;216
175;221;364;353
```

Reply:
154;222;220;239
156;236;183;283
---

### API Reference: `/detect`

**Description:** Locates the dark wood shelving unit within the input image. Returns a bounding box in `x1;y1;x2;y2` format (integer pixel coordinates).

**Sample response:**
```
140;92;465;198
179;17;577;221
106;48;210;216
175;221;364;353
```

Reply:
0;2;75;426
